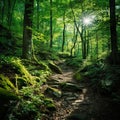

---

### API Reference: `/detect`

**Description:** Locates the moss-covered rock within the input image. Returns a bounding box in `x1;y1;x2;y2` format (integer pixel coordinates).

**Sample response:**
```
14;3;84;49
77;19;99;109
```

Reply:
0;74;16;90
48;61;62;74
45;86;62;98
0;57;37;89
44;98;56;111
60;82;83;92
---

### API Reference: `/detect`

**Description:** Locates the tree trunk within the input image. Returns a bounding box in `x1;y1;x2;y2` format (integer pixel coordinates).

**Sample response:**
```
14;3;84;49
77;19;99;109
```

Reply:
86;30;90;57
62;11;66;52
0;0;5;23
83;28;87;59
50;0;53;48
70;2;87;59
70;27;78;57
7;0;16;30
109;0;118;64
95;31;98;59
36;0;40;30
22;0;34;59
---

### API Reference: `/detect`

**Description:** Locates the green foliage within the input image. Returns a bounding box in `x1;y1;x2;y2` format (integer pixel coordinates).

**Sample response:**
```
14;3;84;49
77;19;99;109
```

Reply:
0;56;36;88
73;72;84;81
58;52;70;58
0;56;56;119
0;87;19;101
65;57;82;68
1;0;120;118
0;74;16;91
77;59;120;101
12;59;33;83
33;31;45;43
8;86;55;120
45;86;62;98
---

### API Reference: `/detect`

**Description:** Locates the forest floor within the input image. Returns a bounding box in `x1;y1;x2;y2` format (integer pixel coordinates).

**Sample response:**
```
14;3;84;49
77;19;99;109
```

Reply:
45;60;119;120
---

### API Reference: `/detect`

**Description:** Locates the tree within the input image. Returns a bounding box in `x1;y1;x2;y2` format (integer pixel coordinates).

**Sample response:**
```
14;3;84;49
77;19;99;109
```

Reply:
0;0;5;23
22;0;34;59
62;11;66;52
7;0;17;30
36;0;40;30
109;0;118;64
50;0;53;48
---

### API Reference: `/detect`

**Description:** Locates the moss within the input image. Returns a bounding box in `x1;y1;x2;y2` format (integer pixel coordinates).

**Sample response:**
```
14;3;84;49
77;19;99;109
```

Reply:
44;98;56;111
48;61;62;74
45;86;62;98
11;59;33;83
0;87;19;101
0;74;16;90
46;103;56;111
58;52;70;58
36;61;49;70
73;72;84;81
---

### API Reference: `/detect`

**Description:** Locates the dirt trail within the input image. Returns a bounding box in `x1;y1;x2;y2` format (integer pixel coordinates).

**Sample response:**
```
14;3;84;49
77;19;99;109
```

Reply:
46;61;113;120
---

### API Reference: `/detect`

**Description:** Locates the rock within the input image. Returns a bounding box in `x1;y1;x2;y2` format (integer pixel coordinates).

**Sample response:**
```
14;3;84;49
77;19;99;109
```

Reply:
45;86;62;98
47;79;59;85
60;82;83;92
48;61;62;74
62;92;73;97
65;97;77;100
72;100;83;106
67;113;90;120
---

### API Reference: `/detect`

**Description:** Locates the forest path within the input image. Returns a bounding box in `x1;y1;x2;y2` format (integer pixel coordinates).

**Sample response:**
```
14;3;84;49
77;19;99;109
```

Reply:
46;60;109;120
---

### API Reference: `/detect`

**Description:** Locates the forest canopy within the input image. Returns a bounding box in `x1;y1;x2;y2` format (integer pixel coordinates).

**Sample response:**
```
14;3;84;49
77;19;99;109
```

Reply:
0;0;119;63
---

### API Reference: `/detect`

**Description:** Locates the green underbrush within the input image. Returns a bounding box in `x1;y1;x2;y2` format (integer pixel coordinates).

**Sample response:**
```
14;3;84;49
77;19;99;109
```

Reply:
74;58;120;105
0;56;57;120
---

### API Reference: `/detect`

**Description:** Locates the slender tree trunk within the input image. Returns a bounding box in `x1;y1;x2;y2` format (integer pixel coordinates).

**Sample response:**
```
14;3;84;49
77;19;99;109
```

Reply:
50;0;53;48
70;25;76;56
90;38;93;60
95;31;98;59
109;0;118;64
0;0;4;23
83;28;87;59
7;0;16;30
22;0;34;59
36;0;40;30
86;30;90;57
62;11;66;52
70;26;78;57
70;2;87;59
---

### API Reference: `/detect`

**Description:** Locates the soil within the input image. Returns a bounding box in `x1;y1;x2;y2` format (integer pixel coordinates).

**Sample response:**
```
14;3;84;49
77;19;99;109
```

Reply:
45;61;120;120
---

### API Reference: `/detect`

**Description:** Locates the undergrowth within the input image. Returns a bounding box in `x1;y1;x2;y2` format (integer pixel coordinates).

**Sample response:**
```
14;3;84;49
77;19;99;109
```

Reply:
0;56;55;120
74;59;120;104
65;57;82;68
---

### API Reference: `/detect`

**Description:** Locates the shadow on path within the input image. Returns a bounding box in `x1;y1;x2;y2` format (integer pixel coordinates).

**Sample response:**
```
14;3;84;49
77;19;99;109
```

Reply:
46;61;120;120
